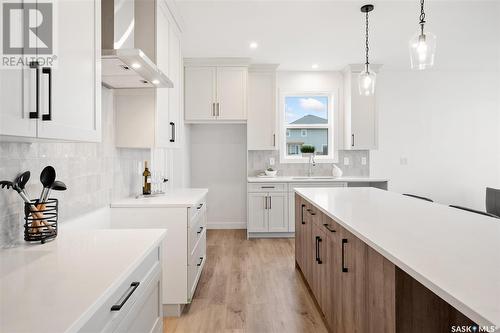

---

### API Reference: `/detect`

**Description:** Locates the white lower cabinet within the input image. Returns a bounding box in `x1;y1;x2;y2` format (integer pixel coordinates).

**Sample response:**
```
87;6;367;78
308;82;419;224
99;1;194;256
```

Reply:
248;182;349;237
79;246;163;333
110;195;207;314
247;183;287;235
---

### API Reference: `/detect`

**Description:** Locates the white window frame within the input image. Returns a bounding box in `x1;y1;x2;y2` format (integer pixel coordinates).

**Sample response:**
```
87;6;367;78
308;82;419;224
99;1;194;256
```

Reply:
300;129;307;137
279;91;338;164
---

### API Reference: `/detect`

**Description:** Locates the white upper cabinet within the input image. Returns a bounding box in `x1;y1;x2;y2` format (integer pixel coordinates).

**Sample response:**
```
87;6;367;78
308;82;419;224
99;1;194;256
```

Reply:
114;0;182;148
184;67;216;121
184;61;248;123
343;65;380;150
247;65;278;150
0;0;101;142
216;67;247;120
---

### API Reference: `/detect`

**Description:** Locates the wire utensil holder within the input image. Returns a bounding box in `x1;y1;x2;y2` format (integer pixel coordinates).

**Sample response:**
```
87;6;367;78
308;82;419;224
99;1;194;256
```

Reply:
24;198;58;244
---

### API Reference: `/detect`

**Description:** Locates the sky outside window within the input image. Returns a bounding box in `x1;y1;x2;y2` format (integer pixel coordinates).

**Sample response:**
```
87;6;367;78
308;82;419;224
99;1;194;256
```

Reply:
285;96;328;124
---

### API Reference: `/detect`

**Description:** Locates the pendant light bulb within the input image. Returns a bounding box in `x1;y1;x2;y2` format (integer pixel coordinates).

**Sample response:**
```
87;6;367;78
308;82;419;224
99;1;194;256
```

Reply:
359;66;376;96
358;4;375;96
409;0;436;70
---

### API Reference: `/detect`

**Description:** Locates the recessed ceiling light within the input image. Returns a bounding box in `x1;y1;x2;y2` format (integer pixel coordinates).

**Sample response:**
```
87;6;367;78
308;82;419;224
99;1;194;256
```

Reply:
249;41;258;49
312;64;319;69
152;79;160;85
131;62;141;69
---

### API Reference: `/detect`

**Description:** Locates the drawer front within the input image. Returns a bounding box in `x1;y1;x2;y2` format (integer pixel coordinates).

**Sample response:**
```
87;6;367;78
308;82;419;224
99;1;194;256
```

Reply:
188;207;206;254
248;183;287;193
79;246;161;333
114;264;162;333
188;197;207;226
188;230;206;301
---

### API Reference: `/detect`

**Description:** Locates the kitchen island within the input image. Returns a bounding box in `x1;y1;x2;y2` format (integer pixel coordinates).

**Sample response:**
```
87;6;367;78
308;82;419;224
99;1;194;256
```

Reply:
0;229;166;333
295;187;499;332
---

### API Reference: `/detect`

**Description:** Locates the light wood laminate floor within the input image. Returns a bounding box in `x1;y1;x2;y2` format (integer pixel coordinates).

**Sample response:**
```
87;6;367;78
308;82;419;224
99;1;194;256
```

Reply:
164;230;328;333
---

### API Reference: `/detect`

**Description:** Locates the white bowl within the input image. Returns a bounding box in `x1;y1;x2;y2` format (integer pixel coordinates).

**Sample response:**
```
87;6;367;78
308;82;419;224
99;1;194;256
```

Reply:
264;170;278;177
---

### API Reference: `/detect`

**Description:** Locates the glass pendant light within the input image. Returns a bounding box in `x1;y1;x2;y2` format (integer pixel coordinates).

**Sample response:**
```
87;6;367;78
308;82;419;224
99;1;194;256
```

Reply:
358;4;376;96
409;0;436;70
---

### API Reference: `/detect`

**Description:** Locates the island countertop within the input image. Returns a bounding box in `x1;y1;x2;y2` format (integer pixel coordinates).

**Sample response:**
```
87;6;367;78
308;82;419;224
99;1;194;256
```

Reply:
294;187;500;328
0;229;166;333
247;176;388;183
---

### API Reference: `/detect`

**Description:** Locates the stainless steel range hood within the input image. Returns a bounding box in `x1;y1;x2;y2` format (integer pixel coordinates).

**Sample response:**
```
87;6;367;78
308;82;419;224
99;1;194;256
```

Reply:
101;0;173;89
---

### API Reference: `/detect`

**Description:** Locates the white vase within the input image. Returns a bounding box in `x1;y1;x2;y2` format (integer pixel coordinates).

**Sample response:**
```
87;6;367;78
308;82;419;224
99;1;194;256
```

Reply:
332;164;343;178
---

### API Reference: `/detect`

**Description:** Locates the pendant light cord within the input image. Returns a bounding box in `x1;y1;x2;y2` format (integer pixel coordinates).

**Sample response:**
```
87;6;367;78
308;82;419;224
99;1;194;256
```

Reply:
419;0;426;34
365;11;370;69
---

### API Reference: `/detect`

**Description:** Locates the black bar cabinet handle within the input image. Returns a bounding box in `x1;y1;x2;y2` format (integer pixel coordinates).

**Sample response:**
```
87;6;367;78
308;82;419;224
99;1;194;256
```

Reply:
301;204;306;224
351;134;355;147
315;236;319;262
197;257;203;266
197;226;204;234
269;196;272;210
169;122;175;142
110;282;140;311
323;223;336;233
261;186;275;189
197;203;203;210
342;238;348;272
29;61;40;119
317;237;323;264
41;67;52;121
264;196;267;210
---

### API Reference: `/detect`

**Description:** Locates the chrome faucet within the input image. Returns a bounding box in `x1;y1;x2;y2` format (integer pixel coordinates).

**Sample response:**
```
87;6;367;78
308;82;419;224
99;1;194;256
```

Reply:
307;153;316;177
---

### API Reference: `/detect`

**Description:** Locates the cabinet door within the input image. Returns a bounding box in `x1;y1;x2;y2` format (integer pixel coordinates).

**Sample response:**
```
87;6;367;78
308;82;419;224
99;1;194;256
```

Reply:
37;0;100;141
268;193;287;232
339;226;368;333
248;193;268;232
167;25;181;148
347;73;377;150
0;68;37;137
247;71;276;150
294;195;305;269
325;219;342;332
216;67;247;120
311;222;328;312
184;67;216;121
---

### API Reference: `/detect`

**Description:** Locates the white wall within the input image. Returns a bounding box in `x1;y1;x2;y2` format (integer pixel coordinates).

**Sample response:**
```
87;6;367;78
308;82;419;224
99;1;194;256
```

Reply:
190;124;247;229
371;70;500;210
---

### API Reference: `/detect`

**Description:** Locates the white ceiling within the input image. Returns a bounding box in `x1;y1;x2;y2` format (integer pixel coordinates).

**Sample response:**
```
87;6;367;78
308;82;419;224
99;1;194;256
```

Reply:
176;1;500;71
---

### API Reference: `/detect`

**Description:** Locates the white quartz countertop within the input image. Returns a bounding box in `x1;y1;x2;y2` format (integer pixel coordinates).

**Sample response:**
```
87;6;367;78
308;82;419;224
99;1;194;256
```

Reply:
111;188;208;208
247;176;388;183
0;229;166;333
295;187;500;328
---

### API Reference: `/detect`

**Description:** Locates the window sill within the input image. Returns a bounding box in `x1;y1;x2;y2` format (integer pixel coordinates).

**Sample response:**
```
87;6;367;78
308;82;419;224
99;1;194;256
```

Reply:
280;155;339;164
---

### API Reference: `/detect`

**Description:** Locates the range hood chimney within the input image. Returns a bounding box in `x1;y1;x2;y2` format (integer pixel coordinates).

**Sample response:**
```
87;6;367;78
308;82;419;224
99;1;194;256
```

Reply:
101;0;173;89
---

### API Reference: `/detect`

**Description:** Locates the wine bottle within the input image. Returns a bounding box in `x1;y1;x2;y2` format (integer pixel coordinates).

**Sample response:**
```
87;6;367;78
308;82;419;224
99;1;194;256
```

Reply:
143;161;151;195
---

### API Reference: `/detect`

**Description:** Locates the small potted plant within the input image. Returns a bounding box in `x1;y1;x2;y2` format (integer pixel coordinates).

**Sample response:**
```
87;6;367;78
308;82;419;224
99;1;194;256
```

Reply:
300;145;315;155
265;167;278;177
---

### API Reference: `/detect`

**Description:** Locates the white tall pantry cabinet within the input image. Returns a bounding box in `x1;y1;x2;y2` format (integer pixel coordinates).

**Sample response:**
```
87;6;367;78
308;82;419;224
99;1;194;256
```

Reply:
247;65;278;150
114;0;183;149
0;0;101;141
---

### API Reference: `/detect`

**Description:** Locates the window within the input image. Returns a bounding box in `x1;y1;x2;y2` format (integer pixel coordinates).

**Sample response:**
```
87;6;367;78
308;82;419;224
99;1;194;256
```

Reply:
280;93;335;163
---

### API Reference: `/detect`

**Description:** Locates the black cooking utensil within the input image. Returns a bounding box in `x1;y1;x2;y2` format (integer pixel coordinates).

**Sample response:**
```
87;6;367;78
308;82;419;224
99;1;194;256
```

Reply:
42;180;67;201
39;166;56;201
0;180;13;189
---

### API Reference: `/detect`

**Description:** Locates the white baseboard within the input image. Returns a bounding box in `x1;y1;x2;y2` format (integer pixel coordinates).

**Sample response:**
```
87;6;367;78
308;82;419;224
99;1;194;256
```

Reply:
207;221;247;229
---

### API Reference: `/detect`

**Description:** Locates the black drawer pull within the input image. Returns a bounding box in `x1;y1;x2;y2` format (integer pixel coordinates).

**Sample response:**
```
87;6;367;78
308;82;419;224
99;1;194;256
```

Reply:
323;223;336;232
197;257;204;266
110;282;140;311
170;122;175;142
41;67;52;121
315;236;319;263
342;239;348;273
197;226;204;234
197;203;204;210
29;61;40;119
301;204;306;224
261;186;275;189
317;237;323;264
